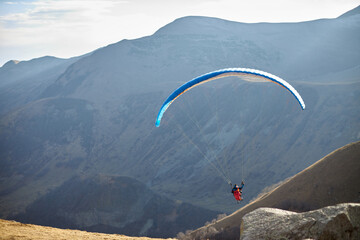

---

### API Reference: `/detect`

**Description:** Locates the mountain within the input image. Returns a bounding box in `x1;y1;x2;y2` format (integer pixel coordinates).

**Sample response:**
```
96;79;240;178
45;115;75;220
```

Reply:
0;5;359;236
190;141;360;239
0;55;85;115
0;218;175;240
11;175;218;238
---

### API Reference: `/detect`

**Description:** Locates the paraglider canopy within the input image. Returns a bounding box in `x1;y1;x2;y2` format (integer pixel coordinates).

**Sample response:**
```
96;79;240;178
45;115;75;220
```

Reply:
155;68;305;127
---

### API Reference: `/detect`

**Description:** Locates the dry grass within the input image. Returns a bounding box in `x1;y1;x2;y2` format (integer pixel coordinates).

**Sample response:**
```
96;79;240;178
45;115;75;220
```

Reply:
0;219;175;240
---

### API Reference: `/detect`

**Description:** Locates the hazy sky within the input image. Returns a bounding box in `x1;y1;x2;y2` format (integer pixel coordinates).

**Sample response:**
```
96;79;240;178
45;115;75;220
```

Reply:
0;0;359;66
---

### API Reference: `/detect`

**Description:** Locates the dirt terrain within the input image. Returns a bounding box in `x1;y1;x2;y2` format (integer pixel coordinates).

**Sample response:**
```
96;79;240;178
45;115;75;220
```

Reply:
0;219;175;240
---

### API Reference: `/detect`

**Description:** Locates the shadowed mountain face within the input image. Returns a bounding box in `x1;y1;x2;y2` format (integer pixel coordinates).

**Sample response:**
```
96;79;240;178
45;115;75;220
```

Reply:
0;6;360;235
13;175;219;238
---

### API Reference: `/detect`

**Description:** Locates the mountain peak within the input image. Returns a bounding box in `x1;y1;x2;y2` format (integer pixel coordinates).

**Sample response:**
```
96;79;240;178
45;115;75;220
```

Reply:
1;56;63;69
154;16;244;36
1;60;20;68
338;5;360;18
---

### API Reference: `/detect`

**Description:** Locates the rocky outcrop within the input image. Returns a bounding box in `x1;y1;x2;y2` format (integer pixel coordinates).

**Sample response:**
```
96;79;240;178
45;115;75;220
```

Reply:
240;203;360;240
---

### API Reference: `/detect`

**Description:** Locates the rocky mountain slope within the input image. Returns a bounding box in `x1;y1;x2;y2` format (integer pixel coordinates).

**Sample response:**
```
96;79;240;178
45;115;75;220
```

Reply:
190;141;360;239
0;5;359;237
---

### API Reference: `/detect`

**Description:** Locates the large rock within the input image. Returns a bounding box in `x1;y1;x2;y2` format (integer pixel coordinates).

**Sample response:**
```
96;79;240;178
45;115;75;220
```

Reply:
240;203;360;240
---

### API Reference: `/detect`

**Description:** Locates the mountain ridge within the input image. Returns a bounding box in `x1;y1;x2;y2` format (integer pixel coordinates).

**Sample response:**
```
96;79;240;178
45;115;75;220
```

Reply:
0;54;87;115
338;5;360;18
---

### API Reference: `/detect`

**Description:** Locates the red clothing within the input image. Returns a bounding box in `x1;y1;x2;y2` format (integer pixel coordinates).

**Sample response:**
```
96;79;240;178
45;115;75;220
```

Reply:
233;189;242;201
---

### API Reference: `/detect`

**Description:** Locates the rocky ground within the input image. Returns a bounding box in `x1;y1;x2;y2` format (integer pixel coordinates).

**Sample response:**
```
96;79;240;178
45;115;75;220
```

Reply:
240;203;360;240
0;219;175;240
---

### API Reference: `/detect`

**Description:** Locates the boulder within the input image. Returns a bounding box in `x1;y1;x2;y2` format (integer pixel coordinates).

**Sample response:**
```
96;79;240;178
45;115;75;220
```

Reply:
240;203;360;240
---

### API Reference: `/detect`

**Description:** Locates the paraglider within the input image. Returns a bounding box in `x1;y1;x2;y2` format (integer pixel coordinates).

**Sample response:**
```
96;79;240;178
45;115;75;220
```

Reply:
155;68;305;127
155;67;305;203
231;181;245;203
